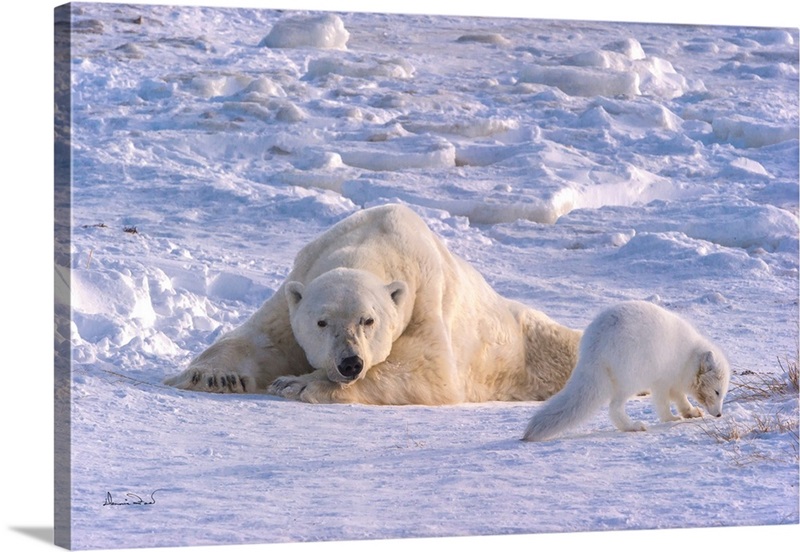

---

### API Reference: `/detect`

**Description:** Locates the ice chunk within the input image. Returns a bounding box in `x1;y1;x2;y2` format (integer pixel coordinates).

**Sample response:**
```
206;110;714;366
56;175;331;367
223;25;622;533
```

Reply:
259;13;350;50
712;116;797;148
519;65;641;97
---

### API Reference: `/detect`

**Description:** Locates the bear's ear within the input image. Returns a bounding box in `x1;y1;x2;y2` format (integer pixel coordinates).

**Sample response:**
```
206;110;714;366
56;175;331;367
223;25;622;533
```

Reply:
285;281;305;309
385;280;408;308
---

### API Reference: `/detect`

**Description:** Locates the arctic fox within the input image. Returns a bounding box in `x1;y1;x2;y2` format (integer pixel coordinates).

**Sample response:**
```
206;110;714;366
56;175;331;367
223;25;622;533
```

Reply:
522;300;730;441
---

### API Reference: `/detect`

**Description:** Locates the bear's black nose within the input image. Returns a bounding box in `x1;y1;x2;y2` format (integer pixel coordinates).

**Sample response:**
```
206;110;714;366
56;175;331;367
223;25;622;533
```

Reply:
338;356;363;379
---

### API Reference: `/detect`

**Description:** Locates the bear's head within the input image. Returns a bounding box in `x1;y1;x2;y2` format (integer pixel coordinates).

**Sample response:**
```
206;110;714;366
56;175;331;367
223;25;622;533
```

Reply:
285;268;409;384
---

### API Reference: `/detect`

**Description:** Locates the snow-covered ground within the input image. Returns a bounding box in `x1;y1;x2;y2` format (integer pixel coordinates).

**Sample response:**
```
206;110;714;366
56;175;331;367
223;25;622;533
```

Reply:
46;1;800;550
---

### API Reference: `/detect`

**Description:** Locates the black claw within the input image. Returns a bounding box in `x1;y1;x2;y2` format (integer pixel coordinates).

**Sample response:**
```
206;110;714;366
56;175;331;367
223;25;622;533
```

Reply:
240;377;247;392
191;372;201;385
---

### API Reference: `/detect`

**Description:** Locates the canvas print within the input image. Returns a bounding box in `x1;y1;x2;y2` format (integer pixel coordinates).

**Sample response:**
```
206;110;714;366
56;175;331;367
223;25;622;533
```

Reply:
54;2;799;550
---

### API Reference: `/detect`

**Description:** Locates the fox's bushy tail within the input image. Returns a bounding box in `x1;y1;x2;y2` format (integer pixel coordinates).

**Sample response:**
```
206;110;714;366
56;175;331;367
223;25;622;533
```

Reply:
522;361;607;441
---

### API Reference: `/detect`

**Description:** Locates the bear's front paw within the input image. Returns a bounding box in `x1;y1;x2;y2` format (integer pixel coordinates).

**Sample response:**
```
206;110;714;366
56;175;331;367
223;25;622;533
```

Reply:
165;367;256;394
268;376;308;400
268;374;342;403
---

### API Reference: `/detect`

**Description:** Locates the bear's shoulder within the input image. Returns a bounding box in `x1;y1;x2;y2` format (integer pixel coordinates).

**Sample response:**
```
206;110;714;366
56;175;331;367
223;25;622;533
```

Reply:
299;205;430;257
345;204;426;235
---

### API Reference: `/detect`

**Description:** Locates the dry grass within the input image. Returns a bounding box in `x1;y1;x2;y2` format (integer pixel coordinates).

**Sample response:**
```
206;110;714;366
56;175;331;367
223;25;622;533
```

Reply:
728;355;799;403
782;356;800;392
753;410;799;438
702;355;799;464
703;410;799;466
706;410;798;443
395;423;425;449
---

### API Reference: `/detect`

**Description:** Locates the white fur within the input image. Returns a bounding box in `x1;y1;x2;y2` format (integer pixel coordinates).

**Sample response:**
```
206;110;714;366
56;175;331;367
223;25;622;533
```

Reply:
164;204;581;404
522;300;730;441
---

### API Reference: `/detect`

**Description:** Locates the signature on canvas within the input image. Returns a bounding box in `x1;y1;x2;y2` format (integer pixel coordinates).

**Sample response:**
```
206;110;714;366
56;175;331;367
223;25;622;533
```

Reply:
102;489;163;507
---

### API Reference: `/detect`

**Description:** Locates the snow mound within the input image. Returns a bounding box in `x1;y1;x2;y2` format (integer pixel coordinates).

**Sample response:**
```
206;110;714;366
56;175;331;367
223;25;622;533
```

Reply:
341;179;573;225
401;117;519;139
564;201;799;254
454;143;528;167
520;38;689;99
677;203;799;253
720;157;771;180
712;116;798;148
72;267;157;329
717;60;799;79
338;135;456;171
207;272;270;303
751;29;795;46
603;38;647;60
306;55;415;80
519;65;641;98
259;13;350;50
189;74;253;99
243;77;287;97
615;232;771;275
200;76;290;105
579;98;682;131
138;78;177;101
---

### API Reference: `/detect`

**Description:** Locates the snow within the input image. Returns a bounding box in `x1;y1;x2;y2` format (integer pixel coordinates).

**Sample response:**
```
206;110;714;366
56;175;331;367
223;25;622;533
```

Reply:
42;1;799;551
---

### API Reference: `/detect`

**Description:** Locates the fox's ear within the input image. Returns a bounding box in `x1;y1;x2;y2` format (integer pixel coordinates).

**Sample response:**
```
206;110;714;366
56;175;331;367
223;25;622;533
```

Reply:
698;350;717;374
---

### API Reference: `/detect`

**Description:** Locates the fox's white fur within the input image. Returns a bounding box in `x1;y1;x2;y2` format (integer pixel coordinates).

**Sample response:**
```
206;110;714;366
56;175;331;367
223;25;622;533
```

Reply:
522;300;730;441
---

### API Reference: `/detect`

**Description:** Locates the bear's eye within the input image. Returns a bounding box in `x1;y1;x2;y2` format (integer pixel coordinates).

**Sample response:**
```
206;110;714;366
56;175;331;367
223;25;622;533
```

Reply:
317;320;327;328
715;390;720;396
362;317;374;327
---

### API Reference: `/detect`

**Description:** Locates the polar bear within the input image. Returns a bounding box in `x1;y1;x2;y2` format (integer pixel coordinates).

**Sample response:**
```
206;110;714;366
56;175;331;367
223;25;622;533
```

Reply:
164;204;581;404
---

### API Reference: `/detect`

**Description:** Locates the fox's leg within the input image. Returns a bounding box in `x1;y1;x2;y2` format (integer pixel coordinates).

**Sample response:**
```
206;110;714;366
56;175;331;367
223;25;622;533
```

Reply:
651;389;682;422
609;396;647;432
672;391;703;418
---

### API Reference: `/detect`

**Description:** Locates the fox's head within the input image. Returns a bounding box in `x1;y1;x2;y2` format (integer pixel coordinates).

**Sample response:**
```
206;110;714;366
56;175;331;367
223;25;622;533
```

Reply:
693;349;730;417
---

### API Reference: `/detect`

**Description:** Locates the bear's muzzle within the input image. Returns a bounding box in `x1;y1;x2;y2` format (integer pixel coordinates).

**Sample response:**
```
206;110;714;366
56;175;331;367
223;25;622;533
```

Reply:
337;355;364;380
